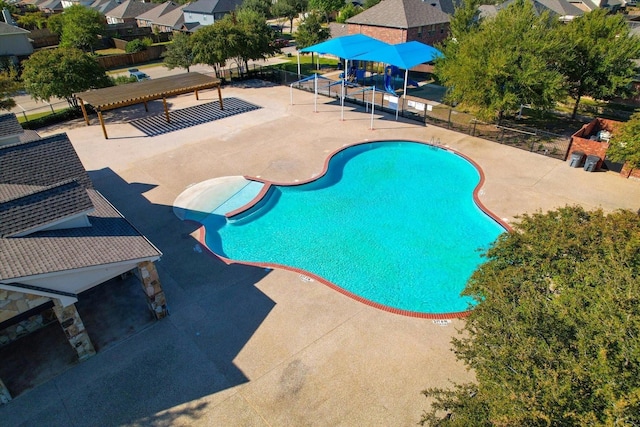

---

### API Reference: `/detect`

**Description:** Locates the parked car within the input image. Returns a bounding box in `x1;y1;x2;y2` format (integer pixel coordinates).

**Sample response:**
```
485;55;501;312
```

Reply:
128;68;151;81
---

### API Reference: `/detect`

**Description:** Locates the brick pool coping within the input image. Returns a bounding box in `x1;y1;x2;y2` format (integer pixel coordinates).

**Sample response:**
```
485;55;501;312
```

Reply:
194;139;513;320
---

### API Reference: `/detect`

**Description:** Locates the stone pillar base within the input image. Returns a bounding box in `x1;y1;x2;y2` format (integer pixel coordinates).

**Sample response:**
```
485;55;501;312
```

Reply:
137;261;168;320
53;300;96;362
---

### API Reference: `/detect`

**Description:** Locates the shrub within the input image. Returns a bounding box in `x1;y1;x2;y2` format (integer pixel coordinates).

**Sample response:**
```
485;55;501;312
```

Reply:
125;38;149;53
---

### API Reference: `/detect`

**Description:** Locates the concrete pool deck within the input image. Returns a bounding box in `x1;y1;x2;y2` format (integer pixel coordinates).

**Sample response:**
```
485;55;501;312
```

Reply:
2;81;639;426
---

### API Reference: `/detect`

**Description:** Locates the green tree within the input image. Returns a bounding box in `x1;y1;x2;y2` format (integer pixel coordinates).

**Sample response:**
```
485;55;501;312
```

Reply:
0;71;19;111
125;38;152;53
295;11;329;54
21;47;112;109
57;5;105;52
308;0;344;23
0;0;17;14
272;0;306;34
16;11;47;30
229;9;278;74
421;206;640;426
46;12;64;36
448;0;481;42
336;3;361;23
556;9;640;119
241;0;272;18
191;22;231;77
363;0;381;8
608;111;640;169
435;0;564;121
162;32;194;72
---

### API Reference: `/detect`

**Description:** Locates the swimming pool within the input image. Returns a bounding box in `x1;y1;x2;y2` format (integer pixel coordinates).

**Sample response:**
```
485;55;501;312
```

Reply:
192;141;506;316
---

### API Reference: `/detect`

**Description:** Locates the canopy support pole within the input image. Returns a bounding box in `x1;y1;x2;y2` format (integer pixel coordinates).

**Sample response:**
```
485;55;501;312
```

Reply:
314;73;318;113
370;86;376;130
297;51;301;78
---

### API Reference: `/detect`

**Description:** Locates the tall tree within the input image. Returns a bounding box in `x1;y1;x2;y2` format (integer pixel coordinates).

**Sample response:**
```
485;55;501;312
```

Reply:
191;22;231;77
421;206;640;426
57;5;105;52
16;11;48;30
295;11;329;63
308;0;343;23
448;0;481;42
21;47;112;108
162;32;194;72
607;111;640;169
556;9;640;119
435;0;564;121
336;3;362;23
0;70;19;111
229;9;278;74
241;0;272;18
272;0;306;34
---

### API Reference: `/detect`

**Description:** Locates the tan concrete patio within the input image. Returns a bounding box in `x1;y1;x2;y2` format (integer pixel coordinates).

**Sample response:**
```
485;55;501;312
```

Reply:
2;81;638;426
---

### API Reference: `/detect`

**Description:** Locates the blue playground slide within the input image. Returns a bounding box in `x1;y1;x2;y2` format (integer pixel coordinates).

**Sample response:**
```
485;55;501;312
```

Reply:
384;66;419;93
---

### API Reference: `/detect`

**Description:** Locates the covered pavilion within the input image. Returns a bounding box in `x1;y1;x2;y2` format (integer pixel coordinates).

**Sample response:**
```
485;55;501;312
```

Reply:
298;35;443;118
74;72;223;139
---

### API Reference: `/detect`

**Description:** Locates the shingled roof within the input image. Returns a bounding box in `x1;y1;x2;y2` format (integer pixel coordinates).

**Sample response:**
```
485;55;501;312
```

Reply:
0;190;161;280
347;0;451;28
0;123;161;280
106;0;157;20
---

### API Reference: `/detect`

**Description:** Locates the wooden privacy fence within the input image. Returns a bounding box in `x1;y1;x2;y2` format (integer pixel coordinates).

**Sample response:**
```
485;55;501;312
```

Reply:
95;45;166;69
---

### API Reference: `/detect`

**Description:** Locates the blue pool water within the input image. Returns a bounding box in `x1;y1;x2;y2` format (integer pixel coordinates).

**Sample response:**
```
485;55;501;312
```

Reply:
200;141;505;314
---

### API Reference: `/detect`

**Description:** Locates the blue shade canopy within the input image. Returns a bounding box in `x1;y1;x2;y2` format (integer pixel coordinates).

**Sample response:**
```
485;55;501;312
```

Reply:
352;41;443;69
299;34;390;59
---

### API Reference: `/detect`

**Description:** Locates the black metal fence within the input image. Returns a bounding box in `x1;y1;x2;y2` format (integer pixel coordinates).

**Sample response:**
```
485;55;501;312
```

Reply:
256;66;571;161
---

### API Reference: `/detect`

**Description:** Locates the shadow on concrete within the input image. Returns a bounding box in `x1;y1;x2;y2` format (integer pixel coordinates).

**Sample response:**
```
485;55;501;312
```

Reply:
0;167;274;426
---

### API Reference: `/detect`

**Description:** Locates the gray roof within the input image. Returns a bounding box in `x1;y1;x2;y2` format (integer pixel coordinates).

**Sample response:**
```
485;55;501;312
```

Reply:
0;133;92;205
106;0;157;19
0;122;161;280
183;0;242;15
347;0;451;28
0;189;161;280
0;180;93;237
136;1;180;21
0;21;30;35
504;0;584;15
0;113;24;139
155;4;185;28
90;0;120;14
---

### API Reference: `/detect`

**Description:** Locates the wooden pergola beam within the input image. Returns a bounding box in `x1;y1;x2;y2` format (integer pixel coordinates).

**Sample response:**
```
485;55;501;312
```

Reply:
73;73;223;139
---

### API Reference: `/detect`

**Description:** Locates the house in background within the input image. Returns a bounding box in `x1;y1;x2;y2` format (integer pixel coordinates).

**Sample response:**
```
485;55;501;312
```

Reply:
0;113;168;404
479;0;585;21
137;1;185;32
105;0;157;25
345;0;452;45
89;0;120;15
0;21;33;61
182;0;244;30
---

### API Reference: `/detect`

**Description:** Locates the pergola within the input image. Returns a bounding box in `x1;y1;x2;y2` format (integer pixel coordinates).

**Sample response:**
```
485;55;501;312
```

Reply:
74;72;223;139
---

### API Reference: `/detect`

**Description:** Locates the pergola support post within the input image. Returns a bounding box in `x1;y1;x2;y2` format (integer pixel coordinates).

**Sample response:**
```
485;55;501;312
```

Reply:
195;89;199;100
78;98;90;126
217;85;224;110
143;101;149;112
136;261;168;319
97;111;108;139
52;300;96;362
162;98;170;123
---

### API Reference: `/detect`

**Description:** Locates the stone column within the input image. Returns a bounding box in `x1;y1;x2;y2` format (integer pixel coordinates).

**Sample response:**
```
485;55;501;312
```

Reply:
52;300;96;362
0;378;11;405
136;261;168;320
